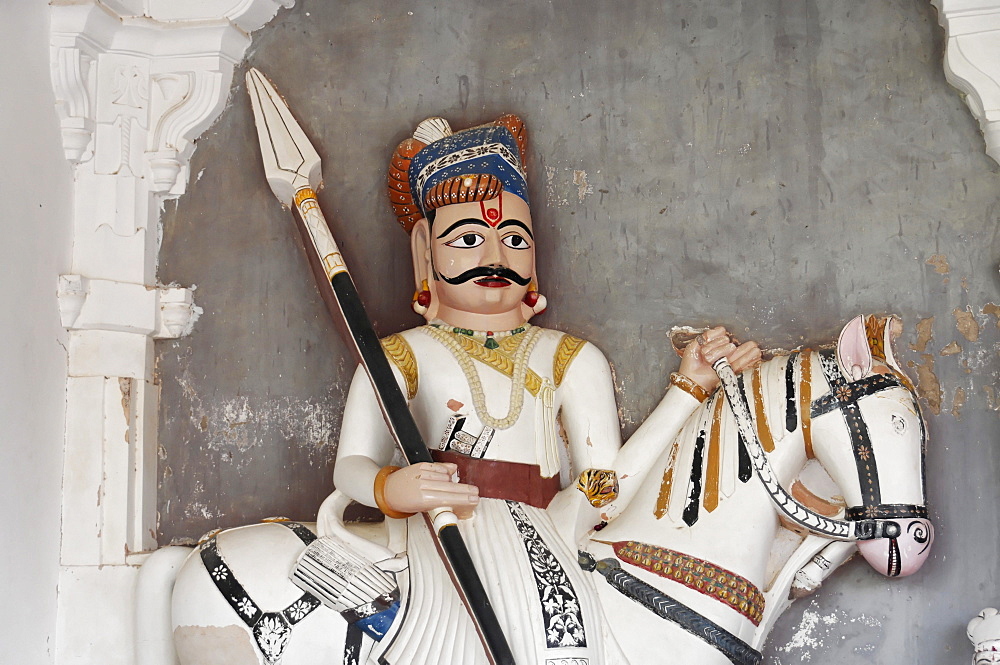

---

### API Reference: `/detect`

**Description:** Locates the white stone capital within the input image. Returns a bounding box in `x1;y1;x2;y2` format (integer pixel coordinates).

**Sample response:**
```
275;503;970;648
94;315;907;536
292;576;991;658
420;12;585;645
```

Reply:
57;275;200;340
934;0;1000;164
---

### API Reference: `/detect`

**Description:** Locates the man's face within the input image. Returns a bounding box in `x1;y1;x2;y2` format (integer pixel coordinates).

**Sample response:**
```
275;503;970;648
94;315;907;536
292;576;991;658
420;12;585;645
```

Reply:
429;191;534;321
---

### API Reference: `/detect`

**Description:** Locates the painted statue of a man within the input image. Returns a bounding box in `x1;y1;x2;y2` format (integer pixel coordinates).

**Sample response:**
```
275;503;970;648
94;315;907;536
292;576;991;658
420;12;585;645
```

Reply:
319;114;760;665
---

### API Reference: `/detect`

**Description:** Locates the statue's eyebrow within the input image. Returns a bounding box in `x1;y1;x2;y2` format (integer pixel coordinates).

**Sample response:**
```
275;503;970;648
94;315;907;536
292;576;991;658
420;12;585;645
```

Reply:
497;219;534;239
436;218;490;239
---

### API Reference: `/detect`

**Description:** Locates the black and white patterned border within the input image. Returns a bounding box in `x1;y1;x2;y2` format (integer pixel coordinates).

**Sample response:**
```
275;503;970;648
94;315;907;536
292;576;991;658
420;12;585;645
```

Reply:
506;501;587;649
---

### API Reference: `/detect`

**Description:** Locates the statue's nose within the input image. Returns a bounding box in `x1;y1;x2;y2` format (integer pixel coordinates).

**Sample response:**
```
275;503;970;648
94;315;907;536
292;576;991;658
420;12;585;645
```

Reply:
481;234;504;265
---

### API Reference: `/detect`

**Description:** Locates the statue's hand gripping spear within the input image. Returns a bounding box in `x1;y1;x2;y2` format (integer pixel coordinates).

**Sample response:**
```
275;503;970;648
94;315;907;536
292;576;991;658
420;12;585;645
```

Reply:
246;68;515;665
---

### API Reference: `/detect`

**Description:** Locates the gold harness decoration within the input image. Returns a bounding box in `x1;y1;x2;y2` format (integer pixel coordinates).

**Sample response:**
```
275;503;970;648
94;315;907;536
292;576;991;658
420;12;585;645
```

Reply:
655;352;822;520
610;540;766;626
380;334;419;400
800;350;814;459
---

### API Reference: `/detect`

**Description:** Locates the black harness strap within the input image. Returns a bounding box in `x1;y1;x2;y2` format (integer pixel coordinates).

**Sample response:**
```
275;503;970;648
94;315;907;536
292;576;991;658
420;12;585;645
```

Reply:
199;522;327;665
784;352;799;432
580;551;761;665
736;375;753;483
845;504;928;521
682;429;708;526
812;350;903;509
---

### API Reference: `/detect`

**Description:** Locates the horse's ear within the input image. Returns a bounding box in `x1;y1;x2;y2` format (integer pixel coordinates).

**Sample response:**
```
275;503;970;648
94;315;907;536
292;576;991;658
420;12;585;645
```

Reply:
837;315;873;381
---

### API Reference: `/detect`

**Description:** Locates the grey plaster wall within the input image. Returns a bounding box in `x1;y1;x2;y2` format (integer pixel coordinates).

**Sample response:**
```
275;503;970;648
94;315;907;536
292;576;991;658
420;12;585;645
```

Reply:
156;0;1000;661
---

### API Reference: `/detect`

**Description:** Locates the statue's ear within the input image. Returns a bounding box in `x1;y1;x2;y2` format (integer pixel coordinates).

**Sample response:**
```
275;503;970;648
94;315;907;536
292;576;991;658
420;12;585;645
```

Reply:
837;315;873;381
409;218;438;321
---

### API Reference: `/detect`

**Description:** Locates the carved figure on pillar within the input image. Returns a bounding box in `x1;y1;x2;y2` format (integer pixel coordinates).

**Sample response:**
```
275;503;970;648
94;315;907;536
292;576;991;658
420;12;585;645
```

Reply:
318;114;762;665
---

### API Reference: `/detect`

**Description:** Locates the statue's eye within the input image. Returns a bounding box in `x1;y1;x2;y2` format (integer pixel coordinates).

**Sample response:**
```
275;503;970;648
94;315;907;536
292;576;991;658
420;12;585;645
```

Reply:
445;233;484;248
502;234;531;249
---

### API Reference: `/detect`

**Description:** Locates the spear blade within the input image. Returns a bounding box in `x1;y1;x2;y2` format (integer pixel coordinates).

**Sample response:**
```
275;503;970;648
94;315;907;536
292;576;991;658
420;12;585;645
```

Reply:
246;67;323;206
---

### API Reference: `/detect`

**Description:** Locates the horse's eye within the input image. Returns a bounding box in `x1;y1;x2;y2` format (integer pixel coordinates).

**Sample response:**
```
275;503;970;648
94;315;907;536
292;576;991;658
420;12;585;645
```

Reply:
892;414;906;434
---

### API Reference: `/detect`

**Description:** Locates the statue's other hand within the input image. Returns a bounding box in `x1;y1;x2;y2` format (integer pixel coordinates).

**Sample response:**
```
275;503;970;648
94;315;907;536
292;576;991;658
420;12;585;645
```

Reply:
383;462;480;519
678;326;762;392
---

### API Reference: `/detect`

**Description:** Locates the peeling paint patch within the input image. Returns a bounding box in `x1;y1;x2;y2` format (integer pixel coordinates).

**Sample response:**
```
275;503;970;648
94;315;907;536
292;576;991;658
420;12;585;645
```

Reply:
953;307;980;342
940;341;962;356
545;166;594;207
984;385;1000;412
910;354;942;415
910;317;934;353
952;387;966;419
983;303;1000;329
545;166;570;207
572;170;593;202
925;253;949;274
776;604;884;661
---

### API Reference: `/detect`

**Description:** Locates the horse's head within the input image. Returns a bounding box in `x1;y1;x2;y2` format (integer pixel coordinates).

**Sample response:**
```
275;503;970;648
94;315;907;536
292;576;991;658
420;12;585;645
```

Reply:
809;315;933;578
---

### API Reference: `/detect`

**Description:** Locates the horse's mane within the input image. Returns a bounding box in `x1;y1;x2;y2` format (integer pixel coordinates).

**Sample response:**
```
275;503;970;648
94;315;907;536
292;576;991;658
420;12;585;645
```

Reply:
653;350;823;527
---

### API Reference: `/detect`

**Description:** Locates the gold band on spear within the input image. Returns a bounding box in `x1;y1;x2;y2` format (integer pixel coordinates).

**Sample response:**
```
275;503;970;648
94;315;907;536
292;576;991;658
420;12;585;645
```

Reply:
246;68;515;665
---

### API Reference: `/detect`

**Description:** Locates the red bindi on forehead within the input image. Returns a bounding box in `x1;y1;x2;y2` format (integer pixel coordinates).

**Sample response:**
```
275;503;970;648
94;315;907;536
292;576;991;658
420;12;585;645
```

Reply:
479;196;502;227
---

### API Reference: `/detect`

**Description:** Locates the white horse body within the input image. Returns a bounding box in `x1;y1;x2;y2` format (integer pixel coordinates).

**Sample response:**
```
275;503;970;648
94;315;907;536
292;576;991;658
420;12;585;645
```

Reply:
150;316;932;665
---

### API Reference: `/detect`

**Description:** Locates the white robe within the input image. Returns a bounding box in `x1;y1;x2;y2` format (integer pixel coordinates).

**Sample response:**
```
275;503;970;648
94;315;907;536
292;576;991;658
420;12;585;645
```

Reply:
321;325;699;665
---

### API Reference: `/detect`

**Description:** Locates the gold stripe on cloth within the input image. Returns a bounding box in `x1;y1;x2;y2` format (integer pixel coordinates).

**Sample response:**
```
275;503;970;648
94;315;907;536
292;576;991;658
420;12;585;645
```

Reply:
552;334;587;387
751;366;776;453
381;334;418;400
612;540;766;626
448;333;543;397
800;350;814;459
653;439;681;520
703;395;725;513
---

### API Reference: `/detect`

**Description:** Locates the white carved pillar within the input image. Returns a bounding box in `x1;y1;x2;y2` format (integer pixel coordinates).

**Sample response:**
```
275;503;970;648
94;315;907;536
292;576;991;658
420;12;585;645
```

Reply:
49;2;292;663
933;0;1000;164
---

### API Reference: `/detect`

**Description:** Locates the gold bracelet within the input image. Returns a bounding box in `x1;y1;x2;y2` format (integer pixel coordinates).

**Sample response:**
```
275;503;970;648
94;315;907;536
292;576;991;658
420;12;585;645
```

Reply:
670;372;711;403
373;465;416;519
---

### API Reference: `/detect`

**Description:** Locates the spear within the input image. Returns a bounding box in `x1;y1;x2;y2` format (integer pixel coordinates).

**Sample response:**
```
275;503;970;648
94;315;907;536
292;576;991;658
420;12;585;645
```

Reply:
246;68;515;665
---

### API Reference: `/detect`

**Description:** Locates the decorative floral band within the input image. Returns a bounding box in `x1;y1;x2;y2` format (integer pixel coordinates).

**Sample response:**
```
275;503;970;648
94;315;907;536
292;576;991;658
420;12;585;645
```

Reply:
611;540;765;626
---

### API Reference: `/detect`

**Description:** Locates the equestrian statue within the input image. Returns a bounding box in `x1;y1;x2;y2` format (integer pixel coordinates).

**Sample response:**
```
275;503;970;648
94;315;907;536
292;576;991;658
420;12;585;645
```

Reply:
138;70;934;665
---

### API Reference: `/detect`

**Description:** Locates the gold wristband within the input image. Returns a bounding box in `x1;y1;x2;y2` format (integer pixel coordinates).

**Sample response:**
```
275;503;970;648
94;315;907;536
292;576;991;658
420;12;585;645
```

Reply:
373;465;416;520
670;372;711;403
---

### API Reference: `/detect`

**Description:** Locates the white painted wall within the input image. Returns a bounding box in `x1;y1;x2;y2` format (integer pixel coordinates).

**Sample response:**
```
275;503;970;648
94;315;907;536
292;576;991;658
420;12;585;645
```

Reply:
0;2;74;662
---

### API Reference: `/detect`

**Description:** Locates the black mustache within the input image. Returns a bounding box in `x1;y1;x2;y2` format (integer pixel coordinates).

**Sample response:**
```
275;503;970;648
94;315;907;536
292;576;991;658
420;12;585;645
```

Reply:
439;265;531;286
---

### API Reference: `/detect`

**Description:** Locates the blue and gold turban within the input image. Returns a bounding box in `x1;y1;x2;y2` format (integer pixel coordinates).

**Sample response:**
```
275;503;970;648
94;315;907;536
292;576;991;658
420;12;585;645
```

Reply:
388;115;528;233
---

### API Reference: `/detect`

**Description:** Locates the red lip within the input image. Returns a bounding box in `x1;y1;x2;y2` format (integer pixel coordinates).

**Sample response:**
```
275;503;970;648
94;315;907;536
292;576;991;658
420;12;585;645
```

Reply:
475;277;510;288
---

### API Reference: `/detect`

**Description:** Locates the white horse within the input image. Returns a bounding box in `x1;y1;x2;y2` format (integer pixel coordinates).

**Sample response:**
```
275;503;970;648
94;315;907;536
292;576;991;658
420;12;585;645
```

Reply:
140;315;932;665
581;313;933;664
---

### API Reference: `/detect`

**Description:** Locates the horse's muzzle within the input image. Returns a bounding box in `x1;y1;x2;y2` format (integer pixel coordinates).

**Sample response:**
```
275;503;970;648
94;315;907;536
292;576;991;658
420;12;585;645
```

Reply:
856;518;934;577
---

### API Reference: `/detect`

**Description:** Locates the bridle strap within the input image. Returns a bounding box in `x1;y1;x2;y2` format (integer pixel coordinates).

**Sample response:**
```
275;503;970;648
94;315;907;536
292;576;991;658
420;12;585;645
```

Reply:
812;350;906;509
713;356;924;542
714;358;854;539
845;504;928;521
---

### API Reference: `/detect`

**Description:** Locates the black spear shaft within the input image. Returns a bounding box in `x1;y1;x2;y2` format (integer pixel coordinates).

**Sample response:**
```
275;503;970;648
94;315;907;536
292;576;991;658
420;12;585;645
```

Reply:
247;66;515;663
288;201;516;665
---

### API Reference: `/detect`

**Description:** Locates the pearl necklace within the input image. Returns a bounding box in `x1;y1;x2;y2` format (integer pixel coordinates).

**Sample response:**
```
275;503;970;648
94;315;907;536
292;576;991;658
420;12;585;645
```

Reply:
422;323;542;430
